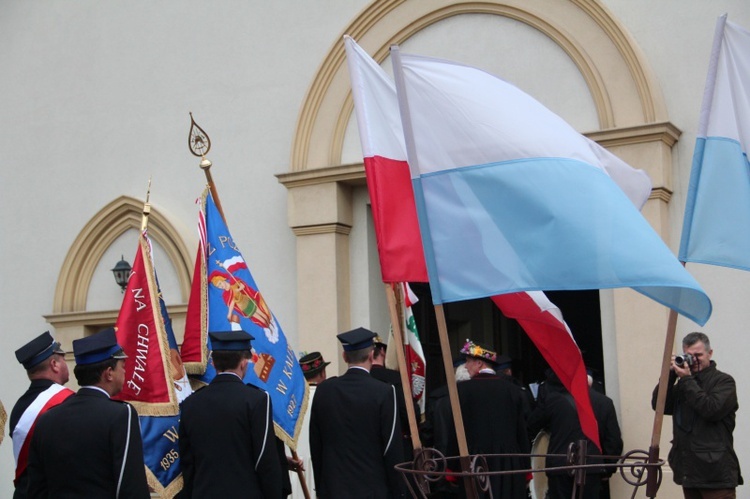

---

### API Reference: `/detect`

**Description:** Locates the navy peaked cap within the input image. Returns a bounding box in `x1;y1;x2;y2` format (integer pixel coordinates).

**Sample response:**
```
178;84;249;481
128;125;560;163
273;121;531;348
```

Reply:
209;330;254;351
337;327;377;351
73;327;127;366
15;331;65;370
496;354;513;370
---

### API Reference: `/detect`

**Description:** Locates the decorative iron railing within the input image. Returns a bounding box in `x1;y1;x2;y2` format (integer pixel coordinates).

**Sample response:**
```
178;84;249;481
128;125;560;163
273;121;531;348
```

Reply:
395;443;663;499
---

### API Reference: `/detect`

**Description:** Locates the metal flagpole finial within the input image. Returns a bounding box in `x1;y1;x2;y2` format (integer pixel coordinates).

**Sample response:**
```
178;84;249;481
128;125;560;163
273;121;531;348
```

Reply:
188;112;212;170
141;176;152;232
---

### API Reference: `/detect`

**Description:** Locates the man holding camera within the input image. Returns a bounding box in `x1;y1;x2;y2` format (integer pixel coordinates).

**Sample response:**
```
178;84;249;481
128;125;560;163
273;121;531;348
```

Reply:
651;332;743;498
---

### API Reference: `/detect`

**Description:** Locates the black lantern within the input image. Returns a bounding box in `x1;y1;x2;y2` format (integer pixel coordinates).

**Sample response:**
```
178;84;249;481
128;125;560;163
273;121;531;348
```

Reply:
111;256;132;293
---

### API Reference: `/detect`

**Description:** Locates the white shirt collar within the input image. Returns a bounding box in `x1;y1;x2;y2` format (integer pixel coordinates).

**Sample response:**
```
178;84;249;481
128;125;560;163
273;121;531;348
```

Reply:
79;385;111;398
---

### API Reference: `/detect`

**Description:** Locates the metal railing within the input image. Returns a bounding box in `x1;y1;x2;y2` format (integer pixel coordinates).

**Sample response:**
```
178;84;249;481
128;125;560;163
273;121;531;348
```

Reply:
396;443;664;499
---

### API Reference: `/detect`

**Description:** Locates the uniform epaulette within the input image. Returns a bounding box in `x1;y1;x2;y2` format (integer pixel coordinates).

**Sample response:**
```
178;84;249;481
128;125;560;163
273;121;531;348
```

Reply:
244;383;265;392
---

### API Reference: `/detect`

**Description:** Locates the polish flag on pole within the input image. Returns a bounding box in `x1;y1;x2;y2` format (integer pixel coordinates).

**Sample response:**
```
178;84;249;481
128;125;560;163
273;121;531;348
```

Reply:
345;39;428;284
345;36;600;447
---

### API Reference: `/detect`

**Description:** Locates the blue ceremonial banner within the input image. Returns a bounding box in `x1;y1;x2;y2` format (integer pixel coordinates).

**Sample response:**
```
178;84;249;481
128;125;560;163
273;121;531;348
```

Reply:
192;189;308;446
139;415;182;496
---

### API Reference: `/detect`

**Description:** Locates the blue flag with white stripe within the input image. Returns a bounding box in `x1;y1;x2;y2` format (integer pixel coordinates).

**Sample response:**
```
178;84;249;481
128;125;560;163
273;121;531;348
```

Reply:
680;15;750;271
390;47;712;325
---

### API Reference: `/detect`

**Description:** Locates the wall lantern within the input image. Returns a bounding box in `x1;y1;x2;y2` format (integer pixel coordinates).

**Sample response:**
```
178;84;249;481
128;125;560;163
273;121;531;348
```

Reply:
111;256;132;293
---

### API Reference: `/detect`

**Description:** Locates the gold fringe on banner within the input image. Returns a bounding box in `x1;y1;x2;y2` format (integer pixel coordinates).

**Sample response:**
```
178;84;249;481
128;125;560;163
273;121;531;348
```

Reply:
0;399;7;447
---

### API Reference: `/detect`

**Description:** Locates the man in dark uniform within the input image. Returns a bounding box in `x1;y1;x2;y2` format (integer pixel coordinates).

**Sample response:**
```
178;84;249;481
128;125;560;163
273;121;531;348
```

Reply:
371;335;419;462
527;370;623;499
10;331;74;499
310;327;404;498
422;358;470;454
420;359;471;498
27;327;149;498
438;340;530;499
179;330;283;498
495;354;533;421
288;351;330;497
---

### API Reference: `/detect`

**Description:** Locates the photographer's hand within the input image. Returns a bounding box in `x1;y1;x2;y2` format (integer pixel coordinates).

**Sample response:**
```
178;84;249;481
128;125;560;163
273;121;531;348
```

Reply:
671;356;691;379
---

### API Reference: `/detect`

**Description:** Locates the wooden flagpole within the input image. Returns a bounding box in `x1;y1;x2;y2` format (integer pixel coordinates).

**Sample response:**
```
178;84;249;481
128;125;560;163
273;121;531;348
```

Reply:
384;283;422;456
389;45;476;497
649;17;727;495
290;455;311;499
647;260;691;497
188;113;311;499
646;307;678;497
434;304;477;499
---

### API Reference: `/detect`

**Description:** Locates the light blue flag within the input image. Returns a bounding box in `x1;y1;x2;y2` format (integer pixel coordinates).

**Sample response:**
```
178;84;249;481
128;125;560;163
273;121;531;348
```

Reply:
390;47;712;326
200;190;308;446
680;15;750;271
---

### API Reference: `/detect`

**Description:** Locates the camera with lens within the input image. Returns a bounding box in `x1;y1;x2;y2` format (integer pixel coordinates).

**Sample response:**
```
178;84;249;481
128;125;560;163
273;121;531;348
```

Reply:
675;353;695;367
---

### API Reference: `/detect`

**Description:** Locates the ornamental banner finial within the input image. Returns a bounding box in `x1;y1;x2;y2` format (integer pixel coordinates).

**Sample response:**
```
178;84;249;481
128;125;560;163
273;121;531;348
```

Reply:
188;112;211;158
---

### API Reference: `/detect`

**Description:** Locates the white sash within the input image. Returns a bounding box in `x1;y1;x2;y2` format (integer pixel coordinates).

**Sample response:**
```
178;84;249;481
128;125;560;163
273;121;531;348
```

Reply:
12;384;69;465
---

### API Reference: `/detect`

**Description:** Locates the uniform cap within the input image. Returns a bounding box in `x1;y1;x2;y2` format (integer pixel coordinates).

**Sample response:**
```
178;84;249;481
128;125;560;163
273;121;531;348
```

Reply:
496;354;513;371
73;327;127;366
209;330;254;351
15;331;65;370
337;327;377;351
